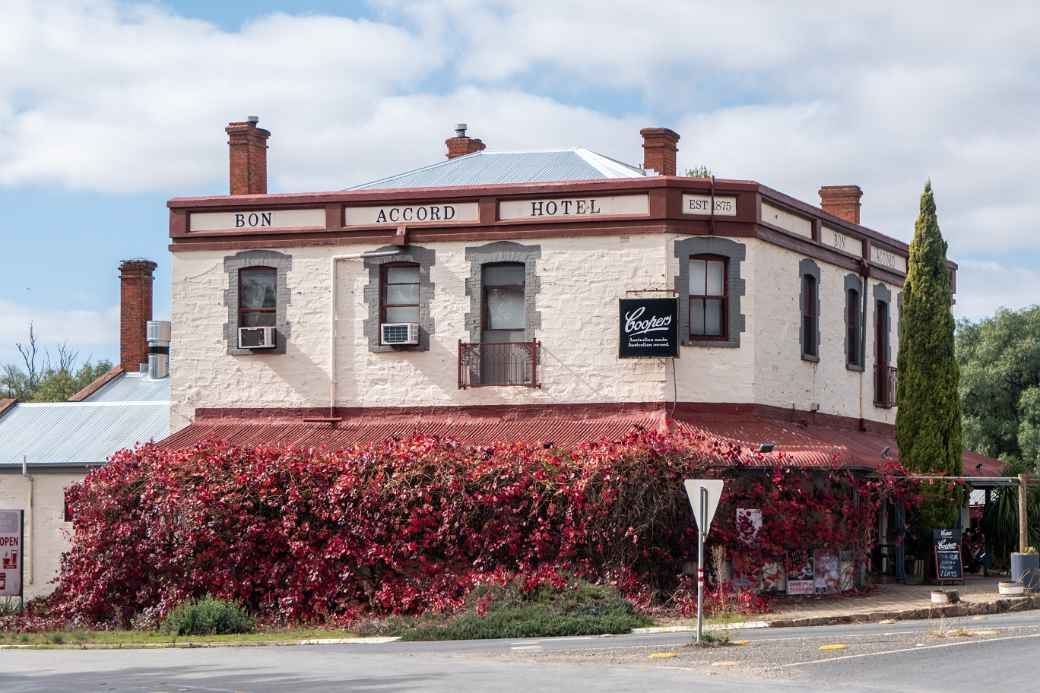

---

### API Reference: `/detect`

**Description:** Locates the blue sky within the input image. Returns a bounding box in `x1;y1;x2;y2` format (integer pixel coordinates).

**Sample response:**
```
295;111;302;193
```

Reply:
1;1;1038;367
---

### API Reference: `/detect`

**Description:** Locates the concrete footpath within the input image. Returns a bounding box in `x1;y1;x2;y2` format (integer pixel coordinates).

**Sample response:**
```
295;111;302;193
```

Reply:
643;576;1039;632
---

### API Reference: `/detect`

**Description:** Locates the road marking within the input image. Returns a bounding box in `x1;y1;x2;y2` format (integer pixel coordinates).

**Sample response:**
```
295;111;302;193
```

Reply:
711;660;739;667
780;631;1040;668
731;639;750;646
648;652;679;659
878;619;897;625
510;645;543;651
818;644;847;651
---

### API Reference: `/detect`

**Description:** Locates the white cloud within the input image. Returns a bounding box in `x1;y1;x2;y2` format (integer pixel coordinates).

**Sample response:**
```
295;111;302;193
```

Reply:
954;260;1040;321
0;300;119;367
0;0;1038;278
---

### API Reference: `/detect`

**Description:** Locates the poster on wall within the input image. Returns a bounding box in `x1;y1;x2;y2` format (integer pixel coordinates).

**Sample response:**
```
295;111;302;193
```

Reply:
0;510;23;598
786;549;814;595
618;298;678;358
736;508;762;546
814;552;840;593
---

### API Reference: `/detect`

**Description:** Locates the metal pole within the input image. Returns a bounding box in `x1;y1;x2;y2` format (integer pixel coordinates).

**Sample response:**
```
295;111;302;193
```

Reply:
1019;474;1030;553
696;487;707;644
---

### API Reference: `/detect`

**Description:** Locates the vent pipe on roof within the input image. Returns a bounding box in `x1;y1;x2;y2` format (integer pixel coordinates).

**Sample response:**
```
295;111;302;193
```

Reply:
147;320;171;380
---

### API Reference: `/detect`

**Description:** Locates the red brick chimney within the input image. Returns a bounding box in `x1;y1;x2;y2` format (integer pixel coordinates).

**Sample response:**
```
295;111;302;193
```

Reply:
119;259;156;372
819;185;863;225
226;116;270;195
640;128;680;176
445;123;486;159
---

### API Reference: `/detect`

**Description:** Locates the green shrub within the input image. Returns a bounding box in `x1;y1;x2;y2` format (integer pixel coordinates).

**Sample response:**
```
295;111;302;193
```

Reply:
400;579;651;641
159;596;255;636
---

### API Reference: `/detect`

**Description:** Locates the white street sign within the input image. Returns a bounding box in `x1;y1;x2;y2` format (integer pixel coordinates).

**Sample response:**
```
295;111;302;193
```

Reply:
684;479;724;534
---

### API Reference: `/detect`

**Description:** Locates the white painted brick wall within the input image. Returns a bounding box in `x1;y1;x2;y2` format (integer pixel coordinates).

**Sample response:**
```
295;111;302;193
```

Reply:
170;234;901;430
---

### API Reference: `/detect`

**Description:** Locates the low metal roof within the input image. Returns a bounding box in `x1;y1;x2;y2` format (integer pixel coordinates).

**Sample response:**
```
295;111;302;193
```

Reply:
349;149;646;191
0;399;169;467
84;372;170;402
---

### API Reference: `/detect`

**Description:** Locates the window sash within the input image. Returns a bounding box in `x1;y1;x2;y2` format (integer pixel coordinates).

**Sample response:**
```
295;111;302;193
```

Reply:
689;256;727;338
238;267;277;328
381;264;420;324
802;275;818;357
847;289;861;365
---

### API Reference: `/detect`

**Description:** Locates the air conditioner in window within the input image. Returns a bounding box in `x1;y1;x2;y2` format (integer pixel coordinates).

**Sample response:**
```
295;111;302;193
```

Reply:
238;326;276;349
381;322;420;346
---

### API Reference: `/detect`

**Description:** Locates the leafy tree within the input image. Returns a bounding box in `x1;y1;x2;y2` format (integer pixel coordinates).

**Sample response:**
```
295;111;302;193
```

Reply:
895;182;962;477
957;306;1040;470
0;323;113;402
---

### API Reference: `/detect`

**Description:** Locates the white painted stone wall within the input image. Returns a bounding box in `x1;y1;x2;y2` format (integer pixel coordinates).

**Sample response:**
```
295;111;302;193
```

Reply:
748;240;900;424
171;235;671;430
170;233;901;430
0;471;86;600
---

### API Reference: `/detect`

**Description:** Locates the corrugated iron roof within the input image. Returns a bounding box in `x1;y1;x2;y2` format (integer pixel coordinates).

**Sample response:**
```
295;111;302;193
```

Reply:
84;372;171;402
159;407;1003;475
349;149;646;191
0;400;169;466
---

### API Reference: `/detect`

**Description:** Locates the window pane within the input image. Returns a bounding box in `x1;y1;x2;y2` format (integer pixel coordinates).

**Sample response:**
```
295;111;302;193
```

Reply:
241;311;276;328
385;306;419;323
704;298;723;336
803;316;816;355
486;287;525;329
689;259;706;296
484;264;525;287
240;268;276;309
386;266;419;284
690;298;705;335
706;261;724;296
385;284;419;304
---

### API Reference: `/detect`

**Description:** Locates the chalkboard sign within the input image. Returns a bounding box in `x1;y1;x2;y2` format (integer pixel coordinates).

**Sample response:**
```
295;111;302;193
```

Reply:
619;298;678;358
933;528;963;582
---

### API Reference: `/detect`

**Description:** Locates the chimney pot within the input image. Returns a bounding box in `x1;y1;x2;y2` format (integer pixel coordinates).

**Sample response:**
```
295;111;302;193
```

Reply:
118;259;157;373
445;124;486;159
819;185;863;225
226;118;271;195
640;127;680;177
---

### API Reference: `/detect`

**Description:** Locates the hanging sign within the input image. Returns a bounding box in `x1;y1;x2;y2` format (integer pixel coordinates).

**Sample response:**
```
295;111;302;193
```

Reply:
933;528;963;582
0;510;23;598
619;298;678;358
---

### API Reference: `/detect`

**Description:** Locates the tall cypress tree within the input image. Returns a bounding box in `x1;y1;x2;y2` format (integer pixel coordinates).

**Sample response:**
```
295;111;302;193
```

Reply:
896;182;962;475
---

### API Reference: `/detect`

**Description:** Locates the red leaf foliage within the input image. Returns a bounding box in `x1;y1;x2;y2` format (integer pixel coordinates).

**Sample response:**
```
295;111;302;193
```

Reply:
46;430;921;627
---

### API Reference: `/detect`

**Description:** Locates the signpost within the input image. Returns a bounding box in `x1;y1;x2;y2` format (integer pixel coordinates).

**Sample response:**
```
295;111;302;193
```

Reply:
0;510;23;604
684;479;724;643
933;528;964;583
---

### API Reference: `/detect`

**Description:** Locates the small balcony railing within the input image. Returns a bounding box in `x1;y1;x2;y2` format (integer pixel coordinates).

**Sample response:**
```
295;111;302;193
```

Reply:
874;365;898;409
458;340;540;388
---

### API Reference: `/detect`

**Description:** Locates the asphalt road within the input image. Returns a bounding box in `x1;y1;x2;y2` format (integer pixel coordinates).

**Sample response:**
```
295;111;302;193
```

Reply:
2;610;1039;692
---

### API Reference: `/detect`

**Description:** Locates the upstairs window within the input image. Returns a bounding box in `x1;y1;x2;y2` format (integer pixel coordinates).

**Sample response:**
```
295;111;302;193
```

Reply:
846;287;862;368
801;274;819;359
689;255;727;339
481;263;527;342
238;266;277;328
381;264;420;324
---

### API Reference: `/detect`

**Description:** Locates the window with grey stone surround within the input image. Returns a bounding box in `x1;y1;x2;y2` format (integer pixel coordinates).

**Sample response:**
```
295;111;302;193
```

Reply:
874;282;892;366
799;259;821;362
844;274;865;371
363;245;436;352
464;241;541;342
223;249;292;355
674;237;746;348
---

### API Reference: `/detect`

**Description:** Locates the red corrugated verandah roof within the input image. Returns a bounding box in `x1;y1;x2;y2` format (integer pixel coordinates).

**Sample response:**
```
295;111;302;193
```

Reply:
159;404;1004;476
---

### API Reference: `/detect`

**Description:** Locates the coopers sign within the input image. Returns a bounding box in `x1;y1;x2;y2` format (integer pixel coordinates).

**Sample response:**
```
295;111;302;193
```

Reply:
619;298;678;358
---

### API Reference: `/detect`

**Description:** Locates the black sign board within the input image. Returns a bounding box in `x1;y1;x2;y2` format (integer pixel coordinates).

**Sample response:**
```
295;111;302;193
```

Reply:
933;528;963;582
619;298;679;358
